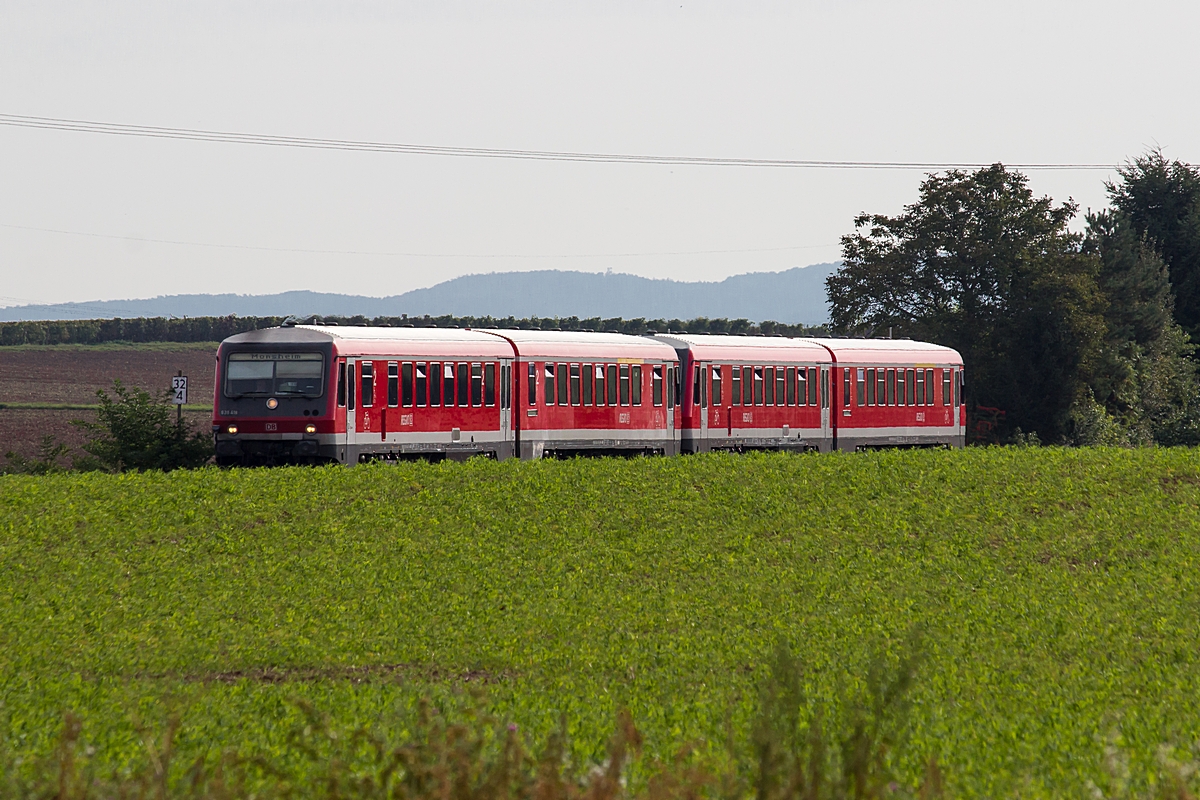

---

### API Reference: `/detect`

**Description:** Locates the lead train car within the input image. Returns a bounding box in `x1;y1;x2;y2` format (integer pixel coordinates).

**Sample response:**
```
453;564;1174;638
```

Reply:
212;325;681;465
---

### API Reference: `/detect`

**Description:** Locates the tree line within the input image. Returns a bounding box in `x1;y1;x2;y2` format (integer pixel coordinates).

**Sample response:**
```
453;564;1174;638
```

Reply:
828;150;1200;446
0;314;827;347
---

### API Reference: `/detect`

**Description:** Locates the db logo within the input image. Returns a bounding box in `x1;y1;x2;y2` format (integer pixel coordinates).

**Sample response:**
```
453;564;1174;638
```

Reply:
619;412;631;424
264;422;277;432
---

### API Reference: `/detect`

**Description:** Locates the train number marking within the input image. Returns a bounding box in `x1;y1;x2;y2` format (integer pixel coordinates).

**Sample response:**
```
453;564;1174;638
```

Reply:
916;412;925;422
742;412;753;423
619;412;631;424
401;414;414;426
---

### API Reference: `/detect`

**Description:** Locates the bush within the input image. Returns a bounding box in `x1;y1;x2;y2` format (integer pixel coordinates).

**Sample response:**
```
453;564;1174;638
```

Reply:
73;380;212;471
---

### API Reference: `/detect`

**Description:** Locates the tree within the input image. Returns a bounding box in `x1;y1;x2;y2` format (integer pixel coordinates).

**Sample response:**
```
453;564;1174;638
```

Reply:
74;381;212;471
1107;151;1200;339
827;165;1107;441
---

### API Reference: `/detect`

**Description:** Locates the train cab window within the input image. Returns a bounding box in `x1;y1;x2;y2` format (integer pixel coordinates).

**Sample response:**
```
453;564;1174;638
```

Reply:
443;363;455;408
942;370;952;406
886;368;895;405
776;368;786;406
471;363;483;407
544;363;556;405
607;365;618;405
654;365;664;407
595;365;606;406
583;364;593;405
712;366;723;406
619;364;631;405
396;362;409;407
347;362;356;410
732;366;742;406
527;363;537;406
429;363;442;407
337;362;347;407
764;367;775;405
897;369;907;406
842;369;851;407
808;367;818;406
484;362;496;406
415;363;428;407
631;365;642;405
906;369;916;406
856;368;866;407
915;369;924;406
569;364;581;406
457;362;470;407
360;362;374;407
925;369;935;405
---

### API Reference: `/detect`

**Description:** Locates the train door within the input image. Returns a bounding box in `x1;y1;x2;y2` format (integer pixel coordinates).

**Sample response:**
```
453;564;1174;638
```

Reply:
345;358;357;453
819;366;831;446
698;361;709;442
500;359;513;456
667;364;677;453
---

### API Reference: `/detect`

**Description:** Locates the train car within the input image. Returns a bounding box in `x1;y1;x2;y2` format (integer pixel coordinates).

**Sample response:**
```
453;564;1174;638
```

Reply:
801;338;965;451
213;325;517;465
653;334;835;453
482;329;681;458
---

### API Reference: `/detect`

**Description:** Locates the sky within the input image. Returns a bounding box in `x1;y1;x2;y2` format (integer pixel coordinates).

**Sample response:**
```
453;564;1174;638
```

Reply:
1;0;1197;307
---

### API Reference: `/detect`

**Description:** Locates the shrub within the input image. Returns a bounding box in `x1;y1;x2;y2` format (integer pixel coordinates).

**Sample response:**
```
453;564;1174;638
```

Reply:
73;380;211;471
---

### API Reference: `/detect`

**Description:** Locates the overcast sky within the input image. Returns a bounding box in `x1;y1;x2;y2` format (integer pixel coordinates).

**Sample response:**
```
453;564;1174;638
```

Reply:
1;0;1197;307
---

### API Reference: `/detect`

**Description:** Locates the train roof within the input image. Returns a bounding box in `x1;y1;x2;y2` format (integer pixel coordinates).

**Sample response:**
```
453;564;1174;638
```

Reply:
220;325;514;358
799;338;963;365
479;329;678;361
652;333;832;363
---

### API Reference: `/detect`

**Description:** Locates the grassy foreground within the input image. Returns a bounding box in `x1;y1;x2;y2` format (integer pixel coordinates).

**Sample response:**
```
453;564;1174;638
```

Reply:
2;449;1200;797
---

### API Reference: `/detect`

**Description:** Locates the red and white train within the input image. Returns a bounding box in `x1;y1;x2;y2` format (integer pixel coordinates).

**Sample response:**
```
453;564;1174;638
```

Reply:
212;324;965;465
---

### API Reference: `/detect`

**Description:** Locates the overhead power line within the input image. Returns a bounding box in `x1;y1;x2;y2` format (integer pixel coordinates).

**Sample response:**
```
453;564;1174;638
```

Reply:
0;112;1124;171
0;222;838;258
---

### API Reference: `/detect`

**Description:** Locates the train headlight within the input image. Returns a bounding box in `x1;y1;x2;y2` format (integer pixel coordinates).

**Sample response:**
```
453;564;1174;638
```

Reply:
226;424;238;435
305;424;317;435
266;397;279;410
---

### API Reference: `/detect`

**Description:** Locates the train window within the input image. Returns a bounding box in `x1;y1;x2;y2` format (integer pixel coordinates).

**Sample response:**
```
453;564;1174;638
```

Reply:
886;368;895;405
784;367;794;406
501;364;510;409
897;368;906;405
842;369;851;407
595;364;606;406
360;362;374;407
583;364;593;405
619;364;631;405
669;365;679;408
915;369;924;406
956;369;963;405
471;363;483;407
484;362;496;406
631;365;642;405
856;368;865;407
732;366;742;406
821;368;829;409
527;363;536;406
443;363;455;408
764;367;775;405
808;367;818;406
753;367;764;405
416;363;428;407
607;365;618;405
397;362;409;407
227;352;324;397
866;368;875;405
744;366;755;405
337;362;347;407
347;362;356;410
692;366;701;409
457;362;470;407
942;370;952;406
925;369;935;405
569;364;581;406
654;365;664;407
712;366;723;406
776;368;786;406
556;363;568;405
544;363;555;405
796;368;806;405
906;369;916;406
427;363;440;407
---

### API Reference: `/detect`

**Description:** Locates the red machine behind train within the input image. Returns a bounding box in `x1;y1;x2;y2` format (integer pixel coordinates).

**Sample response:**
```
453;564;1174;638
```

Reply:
212;324;964;465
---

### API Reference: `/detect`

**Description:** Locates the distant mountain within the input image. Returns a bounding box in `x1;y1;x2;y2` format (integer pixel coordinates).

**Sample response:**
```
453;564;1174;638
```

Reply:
0;264;838;324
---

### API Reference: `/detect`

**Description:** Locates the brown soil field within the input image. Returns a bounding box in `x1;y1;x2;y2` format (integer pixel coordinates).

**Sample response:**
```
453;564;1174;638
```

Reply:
0;344;217;464
0;344;217;405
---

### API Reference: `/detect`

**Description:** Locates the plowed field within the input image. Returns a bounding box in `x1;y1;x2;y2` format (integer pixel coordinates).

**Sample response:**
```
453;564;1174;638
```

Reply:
0;344;217;461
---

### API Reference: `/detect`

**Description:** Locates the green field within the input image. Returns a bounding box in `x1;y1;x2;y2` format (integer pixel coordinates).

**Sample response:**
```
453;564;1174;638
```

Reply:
3;449;1200;796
